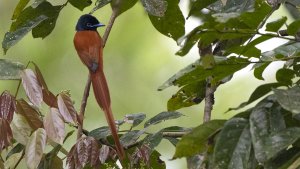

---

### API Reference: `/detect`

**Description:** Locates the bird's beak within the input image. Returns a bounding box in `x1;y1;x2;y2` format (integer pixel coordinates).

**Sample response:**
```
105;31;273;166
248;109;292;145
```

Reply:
92;23;105;27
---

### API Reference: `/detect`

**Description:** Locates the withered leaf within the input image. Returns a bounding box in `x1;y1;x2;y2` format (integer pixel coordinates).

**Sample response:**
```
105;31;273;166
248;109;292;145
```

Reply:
0;91;16;123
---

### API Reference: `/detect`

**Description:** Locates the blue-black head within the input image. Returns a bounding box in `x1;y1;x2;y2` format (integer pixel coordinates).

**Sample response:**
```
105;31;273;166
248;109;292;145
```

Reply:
76;14;105;31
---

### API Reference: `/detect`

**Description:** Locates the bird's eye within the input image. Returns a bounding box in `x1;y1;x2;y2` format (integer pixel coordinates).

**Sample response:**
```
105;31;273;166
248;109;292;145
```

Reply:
86;23;92;27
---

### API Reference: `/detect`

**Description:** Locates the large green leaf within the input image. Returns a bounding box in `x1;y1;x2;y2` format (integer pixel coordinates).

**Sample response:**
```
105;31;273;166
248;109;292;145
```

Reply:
287;20;300;35
167;81;206;111
212;118;252;169
144;111;183;128
68;0;92;11
273;87;300;115
276;68;295;86
188;0;218;18
0;59;25;80
173;120;226;159
140;0;167;17
266;17;287;32
148;0;185;41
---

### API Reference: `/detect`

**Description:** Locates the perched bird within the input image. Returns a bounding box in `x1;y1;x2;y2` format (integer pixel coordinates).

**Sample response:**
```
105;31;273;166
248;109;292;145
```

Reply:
74;14;125;159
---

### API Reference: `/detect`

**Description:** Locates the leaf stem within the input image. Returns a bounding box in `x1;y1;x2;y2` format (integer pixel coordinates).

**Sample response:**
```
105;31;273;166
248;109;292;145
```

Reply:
13;150;25;169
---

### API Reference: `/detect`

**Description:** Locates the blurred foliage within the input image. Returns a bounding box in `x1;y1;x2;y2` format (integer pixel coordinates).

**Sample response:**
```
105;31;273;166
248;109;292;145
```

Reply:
2;0;300;168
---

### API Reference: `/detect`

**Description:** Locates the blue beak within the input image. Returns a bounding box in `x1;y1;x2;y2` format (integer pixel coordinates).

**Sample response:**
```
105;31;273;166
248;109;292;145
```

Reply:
92;23;105;27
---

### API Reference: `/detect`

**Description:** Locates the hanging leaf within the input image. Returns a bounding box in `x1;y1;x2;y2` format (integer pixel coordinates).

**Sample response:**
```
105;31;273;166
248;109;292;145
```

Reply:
0;59;25;80
31;62;48;90
0;91;16;123
253;62;271;80
42;89;58;108
111;0;138;16
173;120;226;159
266;17;287;32
144;111;183;128
10;113;33;145
212;118;252;169
124;113;146;128
276;68;295;86
273;87;300;115
20;69;43;107
68;0;92;11
16;99;43;129
25;128;47;169
11;0;30;19
44;108;65;144
57;91;77;124
140;0;167;17
0;118;13;152
148;0;185;41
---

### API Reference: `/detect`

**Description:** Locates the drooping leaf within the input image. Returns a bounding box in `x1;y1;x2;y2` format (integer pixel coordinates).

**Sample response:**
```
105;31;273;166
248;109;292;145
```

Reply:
31;62;48;90
16;99;43;130
144;111;183;128
148;0;185;41
0;118;13;152
42;89;58;108
287;20;300;35
212;118;252;169
20;69;43;107
11;0;30;19
99;145;110;164
25;128;47;169
44;108;65;144
88;126;110;140
188;0;218;18
266;16;287;32
0;59;25;80
0;91;16;123
10;113;32;145
253;62;270;80
276;68;295;86
273;87;300;115
173;120;226;159
90;0;111;13
57;91;77;124
167;81;206;111
124;113;146;128
2;15;47;54
69;0;92;11
111;0;138;16
120;129;146;147
140;0;167;17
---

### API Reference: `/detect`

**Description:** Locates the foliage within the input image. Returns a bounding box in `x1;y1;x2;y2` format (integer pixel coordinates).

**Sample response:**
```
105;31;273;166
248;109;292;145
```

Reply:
2;0;300;168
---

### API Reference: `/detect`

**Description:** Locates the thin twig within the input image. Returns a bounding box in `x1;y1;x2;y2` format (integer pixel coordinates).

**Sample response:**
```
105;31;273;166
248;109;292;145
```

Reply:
76;10;119;139
13;150;25;169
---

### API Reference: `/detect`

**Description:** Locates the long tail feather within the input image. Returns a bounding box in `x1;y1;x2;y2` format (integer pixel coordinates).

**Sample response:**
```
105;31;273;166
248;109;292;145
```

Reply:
91;70;125;159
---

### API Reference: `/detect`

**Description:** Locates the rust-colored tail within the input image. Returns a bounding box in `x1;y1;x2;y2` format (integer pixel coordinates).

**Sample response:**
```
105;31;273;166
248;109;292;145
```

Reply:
90;70;125;159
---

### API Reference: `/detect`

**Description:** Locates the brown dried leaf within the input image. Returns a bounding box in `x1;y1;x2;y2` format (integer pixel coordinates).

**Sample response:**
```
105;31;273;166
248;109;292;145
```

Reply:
25;128;47;169
99;145;110;164
10;113;32;145
31;62;48;91
44;108;65;144
0;118;13;151
66;137;100;169
57;92;77;124
0;91;16;123
20;69;43;107
16;99;43;130
42;89;58;108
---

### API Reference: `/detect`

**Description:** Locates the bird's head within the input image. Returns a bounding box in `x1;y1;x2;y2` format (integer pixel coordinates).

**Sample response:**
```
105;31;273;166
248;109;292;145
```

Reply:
76;14;105;31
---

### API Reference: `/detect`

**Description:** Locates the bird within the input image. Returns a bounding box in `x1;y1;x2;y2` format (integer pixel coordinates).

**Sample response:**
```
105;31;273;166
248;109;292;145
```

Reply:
73;14;125;159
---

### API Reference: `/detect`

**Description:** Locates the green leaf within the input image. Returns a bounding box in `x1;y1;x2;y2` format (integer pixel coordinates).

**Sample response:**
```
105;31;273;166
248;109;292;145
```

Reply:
0;59;25;80
2;15;47;53
264;147;300;169
12;0;30;20
253;62;270;80
261;42;300;61
68;0;92;11
144;111;183;128
88;126;110;140
167;81;206;111
140;0;167;17
111;0;138;16
227;83;283;112
149;150;166;169
120;129;145;147
148;0;185;41
287;20;300;35
143;131;163;150
276;68;295;86
124;113;146;128
212;118;252;169
273;87;300;115
266;17;287;32
90;0;111;14
6;144;24;160
188;0;218;18
173;120;226;159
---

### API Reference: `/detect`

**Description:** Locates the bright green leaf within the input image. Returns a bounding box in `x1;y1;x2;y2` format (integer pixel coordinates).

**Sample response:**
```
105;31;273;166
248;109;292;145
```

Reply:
144;111;183;128
173;120;226;159
11;0;30;20
273;87;300;115
68;0;92;11
0;59;25;80
140;0;167;17
149;150;166;169
287;20;300;35
266;17;287;32
212;118;252;169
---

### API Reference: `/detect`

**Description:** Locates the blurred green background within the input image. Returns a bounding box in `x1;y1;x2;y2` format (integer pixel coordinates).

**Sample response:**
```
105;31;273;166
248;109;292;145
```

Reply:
0;1;291;168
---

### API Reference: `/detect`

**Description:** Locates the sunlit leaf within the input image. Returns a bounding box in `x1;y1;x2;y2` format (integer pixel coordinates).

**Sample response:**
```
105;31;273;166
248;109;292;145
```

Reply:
10;113;32;145
148;0;185;41
124;113;146;127
140;0;167;17
25;128;47;169
0;59;25;80
0;91;16;123
0;118;13;152
273;87;300;115
173;120;226;159
111;0;138;16
57;91;77;124
11;0;30;19
212;118;252;169
44;108;65;144
69;0;92;11
2;15;47;54
144;111;183;128
20;69;43;107
16;99;43;130
266;16;287;32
